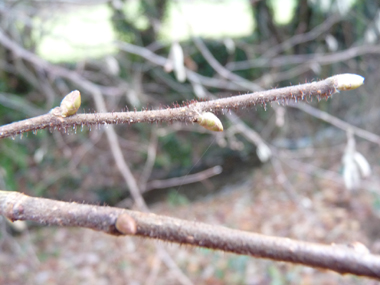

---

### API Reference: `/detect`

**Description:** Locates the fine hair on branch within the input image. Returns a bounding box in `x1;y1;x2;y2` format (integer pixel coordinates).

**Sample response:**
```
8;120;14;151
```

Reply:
0;74;364;140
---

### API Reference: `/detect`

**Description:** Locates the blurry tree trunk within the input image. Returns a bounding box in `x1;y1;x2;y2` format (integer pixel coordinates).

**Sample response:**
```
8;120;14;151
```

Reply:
110;0;168;45
250;0;282;43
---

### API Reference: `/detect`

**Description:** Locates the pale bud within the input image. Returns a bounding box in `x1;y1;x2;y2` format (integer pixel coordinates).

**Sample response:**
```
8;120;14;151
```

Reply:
197;112;223;132
333;74;365;91
60;90;81;117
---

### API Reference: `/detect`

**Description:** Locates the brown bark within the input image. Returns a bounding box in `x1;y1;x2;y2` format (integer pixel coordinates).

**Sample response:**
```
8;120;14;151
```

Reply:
1;190;379;279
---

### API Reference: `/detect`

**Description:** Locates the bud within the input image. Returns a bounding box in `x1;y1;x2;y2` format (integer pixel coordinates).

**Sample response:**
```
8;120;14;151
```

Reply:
197;112;223;132
333;74;365;91
115;213;137;235
60;90;81;117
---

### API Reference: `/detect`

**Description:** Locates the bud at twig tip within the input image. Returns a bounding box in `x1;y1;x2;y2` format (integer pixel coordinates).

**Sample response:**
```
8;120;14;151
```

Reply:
333;74;365;91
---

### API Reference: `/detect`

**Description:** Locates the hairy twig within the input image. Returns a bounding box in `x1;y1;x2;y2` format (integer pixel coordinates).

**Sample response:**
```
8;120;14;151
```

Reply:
0;74;364;139
1;190;379;279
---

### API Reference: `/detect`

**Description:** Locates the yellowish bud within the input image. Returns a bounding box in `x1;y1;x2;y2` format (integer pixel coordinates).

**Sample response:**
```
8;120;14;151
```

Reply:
333;74;365;91
197;112;223;132
60;90;81;117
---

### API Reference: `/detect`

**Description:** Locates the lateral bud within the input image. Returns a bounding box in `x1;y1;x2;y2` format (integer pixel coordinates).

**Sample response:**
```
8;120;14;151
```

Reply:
60;90;81;117
116;213;137;235
197;112;223;132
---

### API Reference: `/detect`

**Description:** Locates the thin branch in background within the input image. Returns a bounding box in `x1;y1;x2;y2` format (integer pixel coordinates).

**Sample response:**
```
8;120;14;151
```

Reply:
117;40;248;92
269;155;299;201
155;247;194;285
226;112;267;146
116;41;380;97
192;37;261;91
281;155;343;185
143;165;222;192
0;217;40;268
33;131;102;195
225;15;343;71
117;165;223;207
263;15;342;58
1;191;379;279
226;44;380;71
0;92;43;116
255;45;380;87
289;102;380;145
139;129;158;190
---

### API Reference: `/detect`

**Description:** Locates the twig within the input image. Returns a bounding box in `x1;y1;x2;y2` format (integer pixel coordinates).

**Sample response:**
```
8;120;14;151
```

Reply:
226;112;266;146
289;102;380;145
269;155;299;201
228;44;380;70
192;37;261;91
0;92;43;116
1;190;379;279
139;129;158;190
117;40;254;91
262;15;341;58
0;74;363;139
143;165;222;192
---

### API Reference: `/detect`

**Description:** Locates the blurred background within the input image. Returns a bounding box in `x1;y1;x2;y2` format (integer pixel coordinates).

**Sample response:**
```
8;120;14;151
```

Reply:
1;0;380;284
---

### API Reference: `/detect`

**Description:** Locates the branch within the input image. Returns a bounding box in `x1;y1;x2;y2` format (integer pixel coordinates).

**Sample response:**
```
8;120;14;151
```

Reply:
289;102;380;145
227;42;380;72
143;165;222;192
1;190;379;279
192;37;261;91
0;74;364;139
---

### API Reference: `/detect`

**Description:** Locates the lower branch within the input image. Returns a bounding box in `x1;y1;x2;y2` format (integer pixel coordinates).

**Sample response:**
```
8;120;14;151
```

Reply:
0;190;379;279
